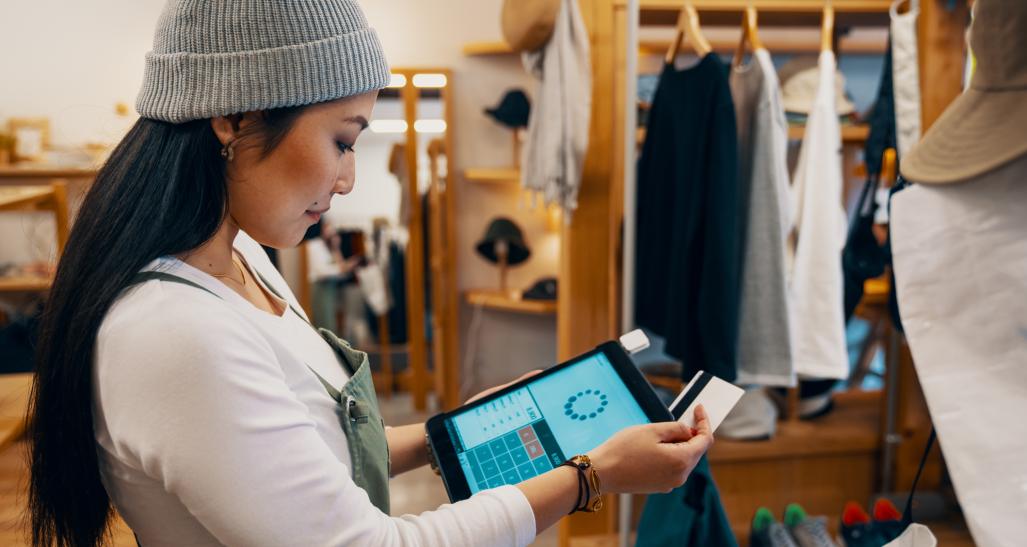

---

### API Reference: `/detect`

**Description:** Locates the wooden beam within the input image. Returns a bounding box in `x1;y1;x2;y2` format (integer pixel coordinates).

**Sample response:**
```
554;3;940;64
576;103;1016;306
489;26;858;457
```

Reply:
560;0;622;543
401;79;431;412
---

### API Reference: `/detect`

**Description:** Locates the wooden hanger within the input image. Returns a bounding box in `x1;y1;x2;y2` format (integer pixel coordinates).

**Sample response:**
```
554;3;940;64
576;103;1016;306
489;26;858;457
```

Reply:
820;3;835;53
665;3;712;64
732;6;764;68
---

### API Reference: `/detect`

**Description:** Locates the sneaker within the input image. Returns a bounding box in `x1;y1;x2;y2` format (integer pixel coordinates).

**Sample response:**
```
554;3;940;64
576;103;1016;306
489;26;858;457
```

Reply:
784;503;840;547
751;507;800;547
871;498;905;543
839;501;887;547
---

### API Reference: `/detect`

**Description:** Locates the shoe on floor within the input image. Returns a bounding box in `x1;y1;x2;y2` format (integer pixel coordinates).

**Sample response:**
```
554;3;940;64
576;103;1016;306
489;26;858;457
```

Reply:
871;498;906;543
751;507;800;547
784;503;840;547
840;501;887;547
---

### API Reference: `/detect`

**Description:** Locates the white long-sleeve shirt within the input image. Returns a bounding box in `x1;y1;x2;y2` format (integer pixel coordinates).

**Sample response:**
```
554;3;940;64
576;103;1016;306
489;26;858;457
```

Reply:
93;230;536;546
788;50;849;380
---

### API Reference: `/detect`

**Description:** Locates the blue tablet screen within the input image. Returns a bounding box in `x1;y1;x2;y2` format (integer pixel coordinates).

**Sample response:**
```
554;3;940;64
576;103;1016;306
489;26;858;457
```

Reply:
446;352;650;494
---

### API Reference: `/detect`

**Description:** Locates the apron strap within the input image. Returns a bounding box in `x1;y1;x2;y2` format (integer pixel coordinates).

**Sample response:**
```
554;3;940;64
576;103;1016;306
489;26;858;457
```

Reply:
129;271;222;298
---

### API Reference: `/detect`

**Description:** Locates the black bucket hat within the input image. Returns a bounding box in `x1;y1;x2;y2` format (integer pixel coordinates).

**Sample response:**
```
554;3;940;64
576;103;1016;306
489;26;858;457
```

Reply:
484;89;531;129
475;217;531;265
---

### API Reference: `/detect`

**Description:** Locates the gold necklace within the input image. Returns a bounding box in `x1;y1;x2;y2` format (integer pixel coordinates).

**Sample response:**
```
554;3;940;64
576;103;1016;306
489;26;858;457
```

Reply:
210;258;247;287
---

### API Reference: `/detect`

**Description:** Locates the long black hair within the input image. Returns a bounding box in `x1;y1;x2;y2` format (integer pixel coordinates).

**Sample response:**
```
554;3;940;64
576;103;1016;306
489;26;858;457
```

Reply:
28;107;303;546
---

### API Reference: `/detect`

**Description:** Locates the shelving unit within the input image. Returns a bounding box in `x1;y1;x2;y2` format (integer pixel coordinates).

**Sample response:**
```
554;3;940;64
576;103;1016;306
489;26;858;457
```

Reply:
0;276;52;293
464;289;557;315
462;41;514;56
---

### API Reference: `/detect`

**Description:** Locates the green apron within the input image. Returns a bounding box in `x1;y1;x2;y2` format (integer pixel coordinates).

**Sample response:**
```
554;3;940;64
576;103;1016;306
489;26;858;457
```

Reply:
127;270;391;514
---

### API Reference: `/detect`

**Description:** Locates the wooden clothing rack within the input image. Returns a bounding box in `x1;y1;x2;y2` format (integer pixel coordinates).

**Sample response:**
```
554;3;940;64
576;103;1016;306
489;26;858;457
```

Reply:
559;0;968;544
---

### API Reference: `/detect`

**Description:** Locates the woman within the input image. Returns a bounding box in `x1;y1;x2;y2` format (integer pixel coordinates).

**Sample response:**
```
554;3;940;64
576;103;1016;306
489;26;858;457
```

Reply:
28;1;713;546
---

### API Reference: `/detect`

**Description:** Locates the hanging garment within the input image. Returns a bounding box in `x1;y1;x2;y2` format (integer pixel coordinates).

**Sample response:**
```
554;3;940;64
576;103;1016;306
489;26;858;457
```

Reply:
635;456;737;547
890;0;922;157
521;0;592;215
788;51;849;380
891;154;1027;547
730;48;795;387
845;40;897;320
635;53;741;383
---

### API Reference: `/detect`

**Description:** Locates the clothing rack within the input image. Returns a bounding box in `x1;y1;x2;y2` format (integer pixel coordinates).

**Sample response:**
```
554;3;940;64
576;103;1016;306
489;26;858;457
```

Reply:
560;0;968;544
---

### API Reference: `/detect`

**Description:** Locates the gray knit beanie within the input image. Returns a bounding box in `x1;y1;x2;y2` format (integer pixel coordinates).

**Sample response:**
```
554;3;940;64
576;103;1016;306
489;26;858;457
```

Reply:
136;0;390;123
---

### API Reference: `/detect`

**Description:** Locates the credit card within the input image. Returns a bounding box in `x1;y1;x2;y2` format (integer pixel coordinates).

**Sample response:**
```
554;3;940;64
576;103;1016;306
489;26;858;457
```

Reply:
668;371;744;433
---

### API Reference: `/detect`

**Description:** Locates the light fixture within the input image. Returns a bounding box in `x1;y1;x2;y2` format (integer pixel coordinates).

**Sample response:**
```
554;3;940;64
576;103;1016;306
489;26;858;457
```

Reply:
387;74;407;88
414;119;447;133
370;119;408;133
412;73;447;88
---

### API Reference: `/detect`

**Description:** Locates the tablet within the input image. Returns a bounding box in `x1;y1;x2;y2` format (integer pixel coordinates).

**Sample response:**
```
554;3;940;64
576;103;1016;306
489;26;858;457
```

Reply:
426;340;672;502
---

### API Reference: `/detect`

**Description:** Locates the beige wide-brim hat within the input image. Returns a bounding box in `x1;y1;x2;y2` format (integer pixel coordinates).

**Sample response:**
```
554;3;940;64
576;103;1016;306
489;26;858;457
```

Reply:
502;0;561;53
778;56;857;116
901;0;1027;184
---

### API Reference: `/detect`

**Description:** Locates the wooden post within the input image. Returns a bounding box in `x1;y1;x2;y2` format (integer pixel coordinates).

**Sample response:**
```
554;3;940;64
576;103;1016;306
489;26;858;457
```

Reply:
50;179;69;257
559;0;624;543
441;71;462;410
378;313;393;396
512;128;522;169
401;73;431;412
497;244;509;294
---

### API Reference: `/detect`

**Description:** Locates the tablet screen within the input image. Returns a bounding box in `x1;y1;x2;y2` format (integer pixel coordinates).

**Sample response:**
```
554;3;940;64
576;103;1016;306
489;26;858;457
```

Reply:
445;352;650;494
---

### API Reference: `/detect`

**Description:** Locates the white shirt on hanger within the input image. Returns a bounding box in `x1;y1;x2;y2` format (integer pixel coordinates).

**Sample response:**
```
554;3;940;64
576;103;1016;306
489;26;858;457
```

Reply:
730;48;796;387
788;50;850;381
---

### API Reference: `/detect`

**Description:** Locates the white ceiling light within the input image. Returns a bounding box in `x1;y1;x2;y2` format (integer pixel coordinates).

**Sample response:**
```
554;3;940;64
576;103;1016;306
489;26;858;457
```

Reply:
414;119;447;133
387;74;407;88
370;119;408;133
412;73;447;88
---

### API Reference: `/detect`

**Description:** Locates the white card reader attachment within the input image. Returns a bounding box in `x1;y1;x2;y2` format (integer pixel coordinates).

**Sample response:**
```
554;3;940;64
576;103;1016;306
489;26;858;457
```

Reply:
618;329;650;355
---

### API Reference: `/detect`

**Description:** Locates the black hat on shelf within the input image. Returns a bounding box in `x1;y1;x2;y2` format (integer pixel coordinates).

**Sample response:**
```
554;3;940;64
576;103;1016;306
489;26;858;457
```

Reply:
475;217;531;266
522;277;557;301
484;89;531;129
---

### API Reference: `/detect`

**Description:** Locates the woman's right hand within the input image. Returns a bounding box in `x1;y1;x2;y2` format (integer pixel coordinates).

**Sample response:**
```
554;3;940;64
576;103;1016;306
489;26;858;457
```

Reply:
587;405;714;494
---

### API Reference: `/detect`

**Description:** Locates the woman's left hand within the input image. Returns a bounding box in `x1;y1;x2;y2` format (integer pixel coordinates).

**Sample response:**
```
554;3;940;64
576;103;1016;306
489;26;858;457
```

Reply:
465;370;543;404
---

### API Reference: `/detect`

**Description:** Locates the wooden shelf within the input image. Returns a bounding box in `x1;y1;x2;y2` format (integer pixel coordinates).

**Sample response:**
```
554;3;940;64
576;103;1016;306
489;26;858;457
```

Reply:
463;167;520;185
0;166;98;179
0;276;52;292
789;123;870;143
0;186;56;210
464;289;557;315
463;41;513;56
709;390;880;463
0;373;32;451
